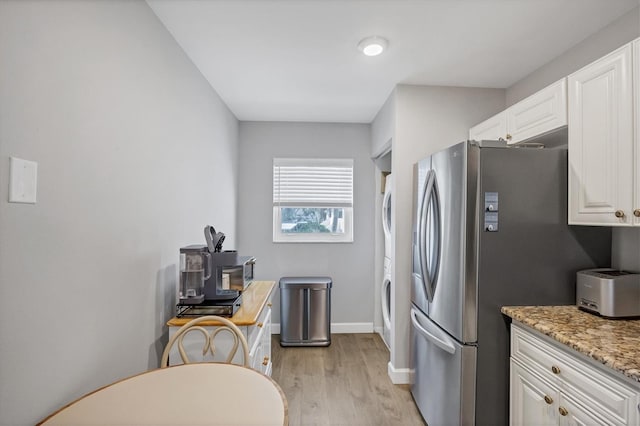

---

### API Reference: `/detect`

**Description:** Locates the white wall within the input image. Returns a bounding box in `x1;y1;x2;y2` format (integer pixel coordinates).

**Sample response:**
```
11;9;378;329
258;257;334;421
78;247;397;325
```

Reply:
506;6;640;106
0;1;238;424
371;95;394;341
505;5;640;271
389;85;505;377
237;122;374;329
371;91;396;158
372;151;391;340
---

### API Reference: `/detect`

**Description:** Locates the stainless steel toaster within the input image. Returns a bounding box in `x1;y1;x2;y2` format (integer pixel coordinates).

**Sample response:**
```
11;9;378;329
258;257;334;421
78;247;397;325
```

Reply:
576;269;640;318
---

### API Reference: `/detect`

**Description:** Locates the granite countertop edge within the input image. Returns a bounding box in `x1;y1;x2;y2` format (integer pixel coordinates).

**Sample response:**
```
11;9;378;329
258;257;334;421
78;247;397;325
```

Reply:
501;305;640;384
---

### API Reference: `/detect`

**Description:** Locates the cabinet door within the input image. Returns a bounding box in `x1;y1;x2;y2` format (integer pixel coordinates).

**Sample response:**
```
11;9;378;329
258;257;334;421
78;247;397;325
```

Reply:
507;79;567;144
634;39;640;225
249;329;264;371
557;394;615;426
469;111;507;141
261;308;272;375
248;305;272;373
568;44;634;225
510;360;558;426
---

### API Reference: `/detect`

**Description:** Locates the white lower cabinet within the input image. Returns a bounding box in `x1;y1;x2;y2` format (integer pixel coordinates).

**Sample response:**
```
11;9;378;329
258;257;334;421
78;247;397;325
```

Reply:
558;393;613;426
510;324;639;426
249;307;272;375
511;360;558;426
511;360;613;425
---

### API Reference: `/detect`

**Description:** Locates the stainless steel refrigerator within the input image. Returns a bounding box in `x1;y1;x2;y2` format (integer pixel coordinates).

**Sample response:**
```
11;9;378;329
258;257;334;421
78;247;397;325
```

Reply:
410;138;611;425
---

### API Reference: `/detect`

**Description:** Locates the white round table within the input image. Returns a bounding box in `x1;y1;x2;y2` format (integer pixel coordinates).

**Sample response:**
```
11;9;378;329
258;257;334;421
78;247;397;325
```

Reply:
38;363;288;425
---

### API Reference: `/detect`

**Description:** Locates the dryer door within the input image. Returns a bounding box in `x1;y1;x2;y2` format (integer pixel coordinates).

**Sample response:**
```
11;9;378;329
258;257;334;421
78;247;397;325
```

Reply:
381;276;392;348
381;276;391;330
382;175;392;248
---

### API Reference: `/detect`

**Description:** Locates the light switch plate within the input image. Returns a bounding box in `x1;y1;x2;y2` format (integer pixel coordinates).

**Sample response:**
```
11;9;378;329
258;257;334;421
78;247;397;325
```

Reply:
9;157;38;204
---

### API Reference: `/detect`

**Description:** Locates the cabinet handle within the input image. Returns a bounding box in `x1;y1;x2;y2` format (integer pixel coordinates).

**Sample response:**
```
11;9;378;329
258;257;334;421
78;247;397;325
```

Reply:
544;395;553;405
615;210;625;218
506;133;512;141
634;209;640;218
551;365;561;374
262;356;269;366
257;322;264;328
558;407;568;416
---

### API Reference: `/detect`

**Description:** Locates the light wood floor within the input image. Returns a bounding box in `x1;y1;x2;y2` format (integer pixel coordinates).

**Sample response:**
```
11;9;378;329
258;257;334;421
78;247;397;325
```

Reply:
271;333;426;426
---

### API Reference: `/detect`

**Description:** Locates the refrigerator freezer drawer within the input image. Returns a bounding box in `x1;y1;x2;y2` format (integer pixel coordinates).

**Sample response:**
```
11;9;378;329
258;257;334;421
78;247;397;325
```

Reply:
410;306;477;426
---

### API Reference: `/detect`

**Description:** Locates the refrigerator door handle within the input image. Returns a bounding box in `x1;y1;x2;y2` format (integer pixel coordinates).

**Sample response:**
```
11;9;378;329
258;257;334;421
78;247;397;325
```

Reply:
411;307;456;355
418;170;437;301
416;174;428;281
429;173;442;296
419;170;441;302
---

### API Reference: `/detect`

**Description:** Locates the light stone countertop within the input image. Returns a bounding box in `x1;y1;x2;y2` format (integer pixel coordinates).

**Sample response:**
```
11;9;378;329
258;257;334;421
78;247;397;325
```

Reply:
501;305;640;383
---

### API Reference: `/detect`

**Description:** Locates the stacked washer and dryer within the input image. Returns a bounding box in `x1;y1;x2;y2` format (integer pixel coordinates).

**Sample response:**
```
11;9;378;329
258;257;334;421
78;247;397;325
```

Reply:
380;174;393;349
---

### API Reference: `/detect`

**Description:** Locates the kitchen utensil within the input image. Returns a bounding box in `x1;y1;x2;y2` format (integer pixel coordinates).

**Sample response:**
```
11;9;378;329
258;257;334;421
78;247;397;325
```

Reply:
204;225;216;253
213;233;225;252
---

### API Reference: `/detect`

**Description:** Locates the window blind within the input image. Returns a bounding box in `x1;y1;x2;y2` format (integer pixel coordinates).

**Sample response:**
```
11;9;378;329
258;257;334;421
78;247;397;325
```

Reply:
273;158;353;208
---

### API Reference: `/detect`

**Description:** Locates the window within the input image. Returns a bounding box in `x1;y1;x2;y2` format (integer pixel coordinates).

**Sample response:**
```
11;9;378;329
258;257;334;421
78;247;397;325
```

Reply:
273;158;354;243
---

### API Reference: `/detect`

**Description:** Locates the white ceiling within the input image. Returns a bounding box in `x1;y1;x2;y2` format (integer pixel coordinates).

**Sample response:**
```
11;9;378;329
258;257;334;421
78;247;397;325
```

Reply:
147;0;638;123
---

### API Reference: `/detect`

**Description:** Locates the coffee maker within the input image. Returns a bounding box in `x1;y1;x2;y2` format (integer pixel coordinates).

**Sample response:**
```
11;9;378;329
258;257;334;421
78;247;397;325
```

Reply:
178;245;211;304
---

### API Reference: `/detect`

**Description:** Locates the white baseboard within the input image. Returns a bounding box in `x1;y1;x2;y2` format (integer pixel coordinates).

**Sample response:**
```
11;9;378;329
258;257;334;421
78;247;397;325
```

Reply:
373;325;383;335
387;361;412;384
270;322;374;335
332;322;374;333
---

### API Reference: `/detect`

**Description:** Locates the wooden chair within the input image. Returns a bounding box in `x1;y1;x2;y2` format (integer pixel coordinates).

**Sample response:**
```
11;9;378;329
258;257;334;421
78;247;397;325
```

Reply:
161;315;250;367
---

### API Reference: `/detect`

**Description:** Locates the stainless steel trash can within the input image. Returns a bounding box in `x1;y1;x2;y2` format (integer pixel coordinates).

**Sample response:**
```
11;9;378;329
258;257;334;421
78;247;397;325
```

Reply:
279;276;332;347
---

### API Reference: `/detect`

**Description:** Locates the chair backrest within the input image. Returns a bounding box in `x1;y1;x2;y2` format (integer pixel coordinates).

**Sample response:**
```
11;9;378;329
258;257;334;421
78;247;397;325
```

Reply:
161;315;250;368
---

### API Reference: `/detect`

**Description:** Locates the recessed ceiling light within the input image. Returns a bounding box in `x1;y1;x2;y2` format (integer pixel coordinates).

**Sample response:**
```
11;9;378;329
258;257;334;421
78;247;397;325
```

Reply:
358;36;388;57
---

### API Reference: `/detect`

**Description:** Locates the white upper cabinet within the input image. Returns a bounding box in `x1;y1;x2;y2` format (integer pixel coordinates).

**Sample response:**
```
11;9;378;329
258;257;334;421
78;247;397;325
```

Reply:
568;43;634;226
469;79;567;144
469;111;507;142
507;79;567;144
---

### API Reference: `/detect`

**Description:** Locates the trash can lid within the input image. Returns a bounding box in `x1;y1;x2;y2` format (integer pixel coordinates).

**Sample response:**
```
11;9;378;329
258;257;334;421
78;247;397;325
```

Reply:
279;276;332;288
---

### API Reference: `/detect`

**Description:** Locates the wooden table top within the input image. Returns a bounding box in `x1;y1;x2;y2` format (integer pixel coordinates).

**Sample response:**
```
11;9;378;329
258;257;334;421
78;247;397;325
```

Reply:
167;280;275;327
38;363;288;425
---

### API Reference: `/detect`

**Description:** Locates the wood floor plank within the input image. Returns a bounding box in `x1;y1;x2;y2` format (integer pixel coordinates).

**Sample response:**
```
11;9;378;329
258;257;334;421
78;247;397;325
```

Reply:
271;333;426;426
301;348;330;425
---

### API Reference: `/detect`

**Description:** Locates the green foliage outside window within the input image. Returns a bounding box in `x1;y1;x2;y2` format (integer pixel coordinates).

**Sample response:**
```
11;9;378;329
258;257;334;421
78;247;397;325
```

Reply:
281;207;343;234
